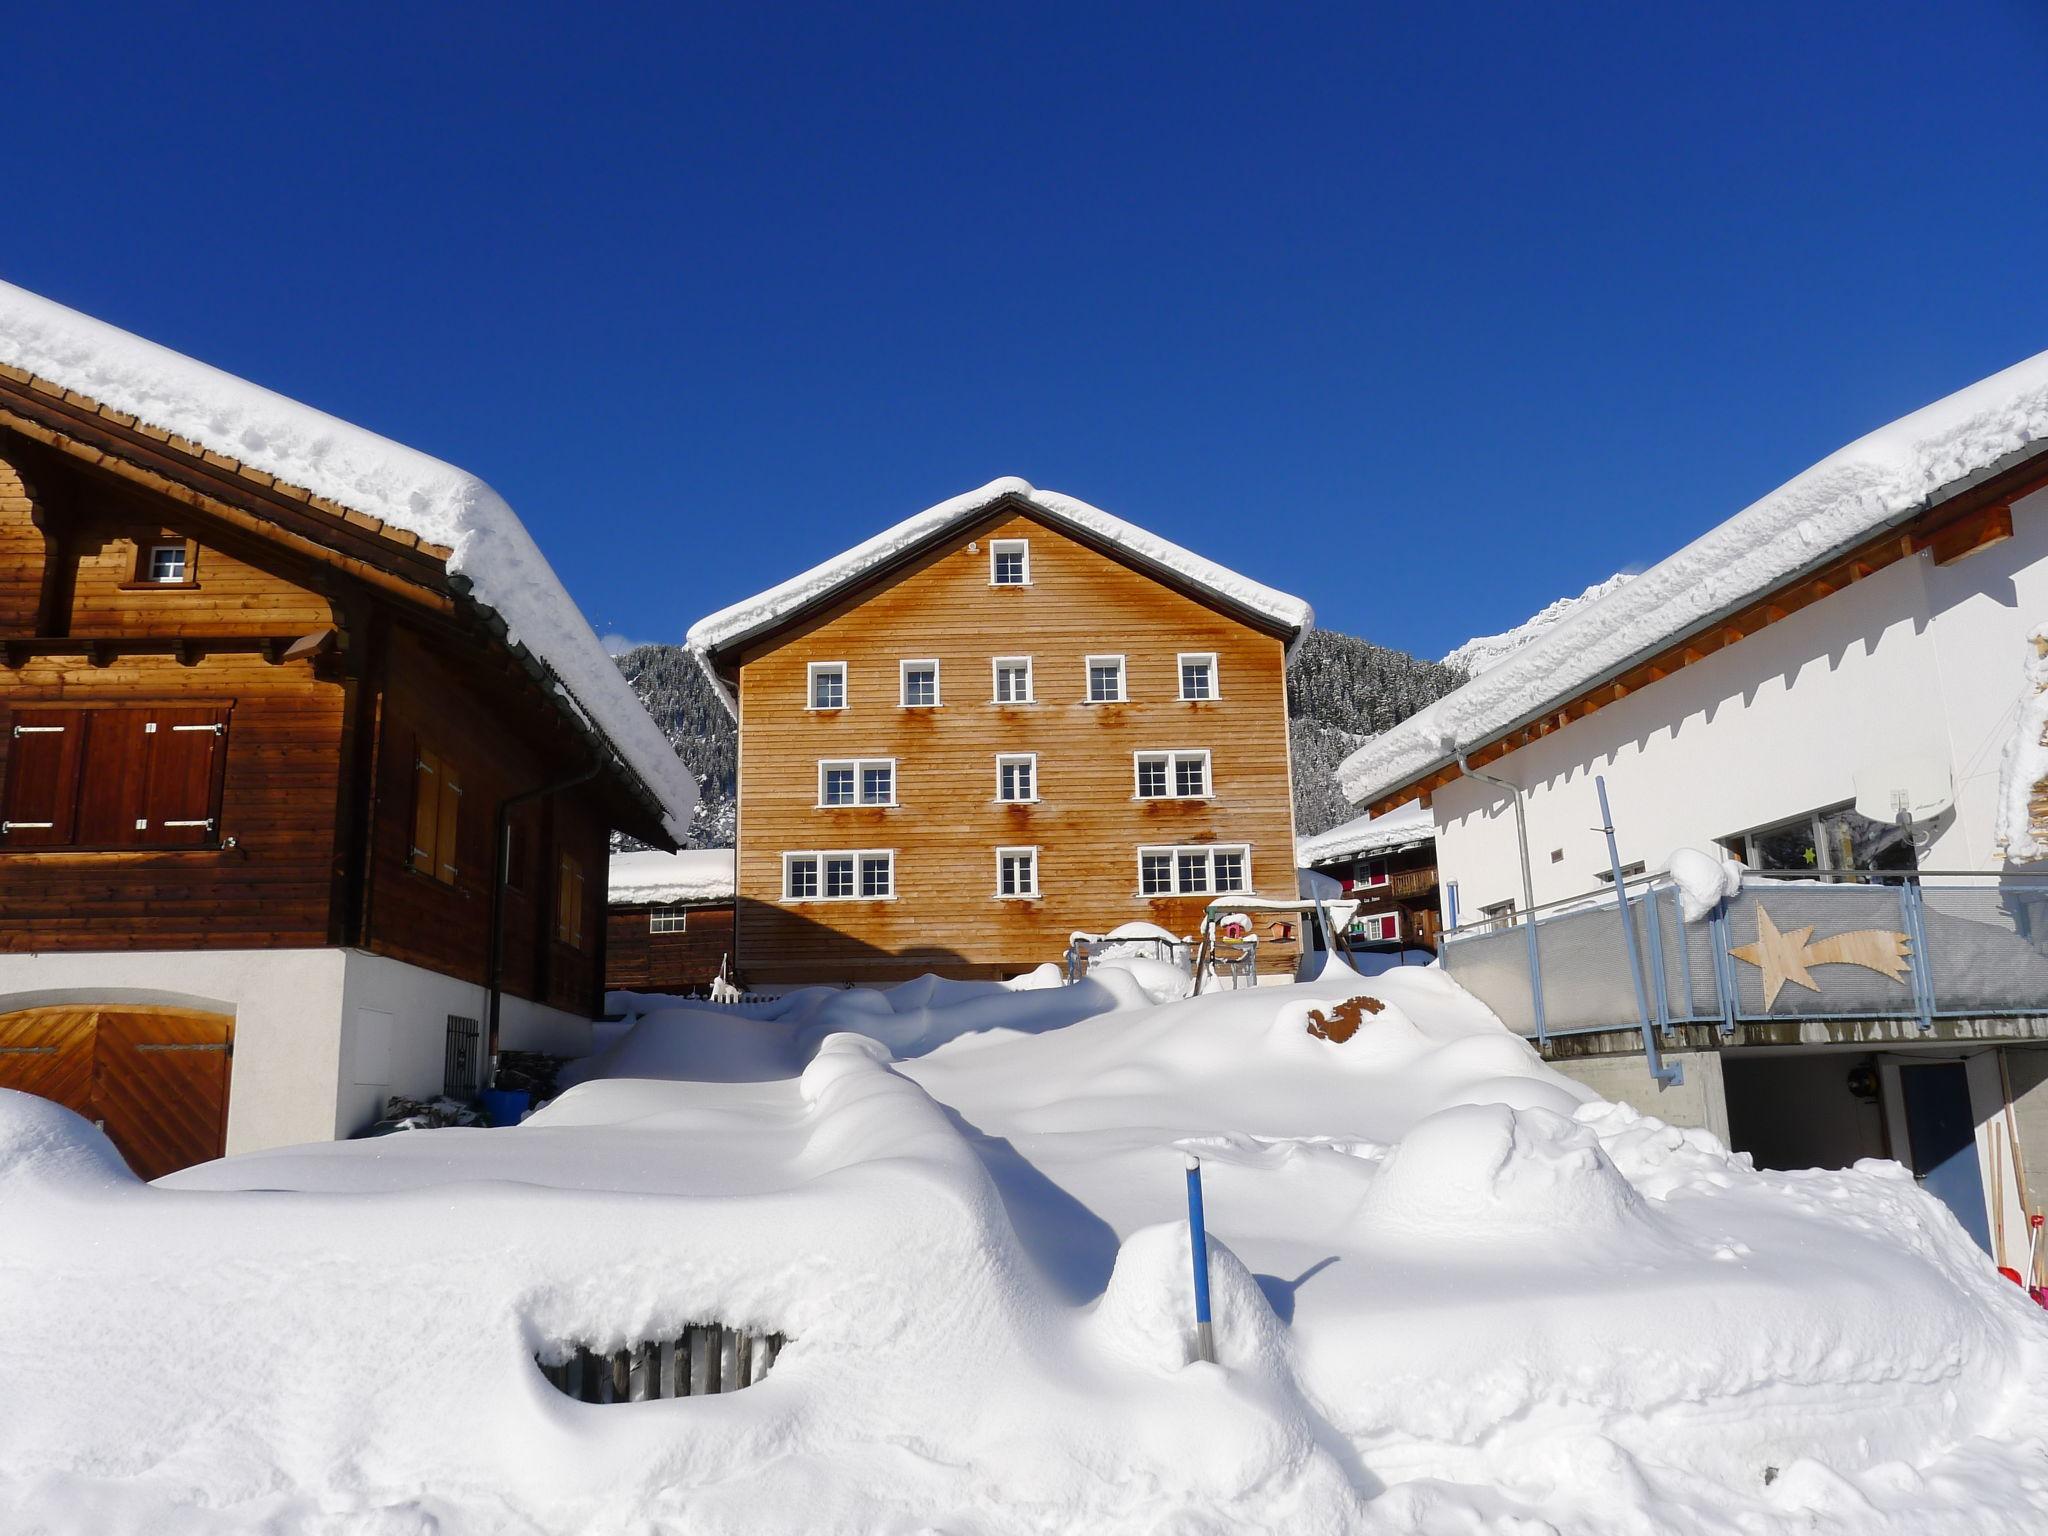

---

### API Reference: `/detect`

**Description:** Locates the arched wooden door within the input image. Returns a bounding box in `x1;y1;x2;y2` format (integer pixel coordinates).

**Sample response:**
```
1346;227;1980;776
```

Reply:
0;1005;232;1179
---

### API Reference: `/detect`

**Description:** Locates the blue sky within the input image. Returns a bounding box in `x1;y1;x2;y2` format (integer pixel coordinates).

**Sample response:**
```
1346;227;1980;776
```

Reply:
8;1;2048;660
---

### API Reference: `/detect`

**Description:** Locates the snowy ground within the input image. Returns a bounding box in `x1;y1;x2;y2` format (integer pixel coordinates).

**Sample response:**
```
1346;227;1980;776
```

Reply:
3;964;2046;1533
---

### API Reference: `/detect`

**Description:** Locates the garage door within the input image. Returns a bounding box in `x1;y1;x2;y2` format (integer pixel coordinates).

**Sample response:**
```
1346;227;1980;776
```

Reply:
0;1005;232;1179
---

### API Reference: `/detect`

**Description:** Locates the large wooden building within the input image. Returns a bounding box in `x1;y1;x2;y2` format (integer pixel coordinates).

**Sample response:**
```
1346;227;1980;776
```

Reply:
687;479;1311;986
0;281;694;1175
604;848;736;995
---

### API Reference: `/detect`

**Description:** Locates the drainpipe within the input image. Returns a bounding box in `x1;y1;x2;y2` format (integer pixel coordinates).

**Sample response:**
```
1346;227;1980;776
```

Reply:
1458;748;1548;1044
486;757;601;1079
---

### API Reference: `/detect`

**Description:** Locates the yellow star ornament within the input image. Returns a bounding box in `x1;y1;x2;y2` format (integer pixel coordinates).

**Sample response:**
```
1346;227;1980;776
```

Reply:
1728;905;1818;1007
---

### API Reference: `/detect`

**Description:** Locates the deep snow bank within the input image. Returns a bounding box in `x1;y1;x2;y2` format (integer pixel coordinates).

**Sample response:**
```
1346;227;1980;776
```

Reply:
1;971;2044;1534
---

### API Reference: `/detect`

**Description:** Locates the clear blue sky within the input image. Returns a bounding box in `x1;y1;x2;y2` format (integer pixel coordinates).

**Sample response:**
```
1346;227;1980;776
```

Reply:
9;1;2047;660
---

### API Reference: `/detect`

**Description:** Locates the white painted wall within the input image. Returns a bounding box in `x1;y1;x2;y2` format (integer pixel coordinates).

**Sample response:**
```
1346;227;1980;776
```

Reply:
1432;487;2048;914
0;948;593;1158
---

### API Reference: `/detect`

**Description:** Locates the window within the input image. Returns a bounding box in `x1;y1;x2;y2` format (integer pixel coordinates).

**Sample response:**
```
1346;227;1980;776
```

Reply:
818;758;895;807
1178;653;1217;701
1592;860;1647;885
1;706;229;851
146;541;190;584
650;907;688;933
1134;750;1210;800
990;539;1030;586
1086;655;1126;703
410;744;463;884
1478;899;1518;932
1135;844;1251;896
997;846;1039;898
1350;912;1400;943
992;656;1034;704
807;662;847;710
555;854;586;947
901;660;940;708
1728;804;1918;879
783;850;894;901
1353;858;1389;891
996;753;1037;803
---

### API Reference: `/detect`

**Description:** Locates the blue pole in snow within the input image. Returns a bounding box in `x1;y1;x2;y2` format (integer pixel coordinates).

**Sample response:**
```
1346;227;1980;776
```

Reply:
1596;775;1682;1088
1184;1154;1215;1364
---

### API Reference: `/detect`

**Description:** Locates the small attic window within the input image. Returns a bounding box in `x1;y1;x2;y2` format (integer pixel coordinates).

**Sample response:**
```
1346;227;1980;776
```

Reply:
141;539;193;585
990;540;1030;586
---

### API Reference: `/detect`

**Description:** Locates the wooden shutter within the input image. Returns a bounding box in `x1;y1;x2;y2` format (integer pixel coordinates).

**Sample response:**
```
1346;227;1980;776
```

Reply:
137;706;227;847
435;761;462;883
75;711;152;848
556;853;585;947
410;747;441;876
2;710;85;846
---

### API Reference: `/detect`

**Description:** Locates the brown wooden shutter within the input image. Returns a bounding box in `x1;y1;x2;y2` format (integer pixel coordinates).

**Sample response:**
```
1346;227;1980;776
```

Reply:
138;706;228;847
2;709;85;846
75;711;152;848
556;853;585;947
435;761;462;884
410;747;441;876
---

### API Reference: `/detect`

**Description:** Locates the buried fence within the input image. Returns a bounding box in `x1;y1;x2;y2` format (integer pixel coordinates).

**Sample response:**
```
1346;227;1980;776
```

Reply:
536;1324;786;1404
1440;870;2048;1040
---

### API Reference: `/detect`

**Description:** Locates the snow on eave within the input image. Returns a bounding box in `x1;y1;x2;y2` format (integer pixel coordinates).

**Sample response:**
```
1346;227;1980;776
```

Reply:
684;478;1315;684
607;847;734;906
1295;801;1434;867
0;279;697;841
1338;346;2048;808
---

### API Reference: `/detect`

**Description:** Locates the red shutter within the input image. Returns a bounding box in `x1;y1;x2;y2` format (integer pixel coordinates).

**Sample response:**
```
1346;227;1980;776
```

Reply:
74;712;153;848
2;710;85;847
138;706;227;847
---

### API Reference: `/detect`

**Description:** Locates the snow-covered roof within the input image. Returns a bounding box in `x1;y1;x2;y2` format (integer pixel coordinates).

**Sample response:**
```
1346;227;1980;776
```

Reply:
607;847;734;906
686;476;1314;681
1341;346;2048;807
1440;573;1634;676
0;280;696;842
1295;800;1434;867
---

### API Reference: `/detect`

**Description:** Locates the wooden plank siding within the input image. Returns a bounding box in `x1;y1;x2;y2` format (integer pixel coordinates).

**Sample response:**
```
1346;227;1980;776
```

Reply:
730;506;1297;985
605;902;736;994
0;428;624;1021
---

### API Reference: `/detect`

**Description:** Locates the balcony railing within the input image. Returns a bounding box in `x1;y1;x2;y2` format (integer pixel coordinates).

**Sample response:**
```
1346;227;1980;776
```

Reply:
1439;870;2048;1039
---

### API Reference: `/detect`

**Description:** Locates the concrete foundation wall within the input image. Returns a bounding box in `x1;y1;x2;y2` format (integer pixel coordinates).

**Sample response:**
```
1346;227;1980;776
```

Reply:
1544;1048;1729;1144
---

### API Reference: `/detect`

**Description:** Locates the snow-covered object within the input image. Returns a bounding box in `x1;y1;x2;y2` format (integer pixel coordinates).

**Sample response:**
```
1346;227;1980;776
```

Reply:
606;846;735;905
1342;347;2048;807
4;969;2047;1532
1997;625;2048;861
1665;846;1744;922
1441;572;1635;675
1294;798;1432;868
0;280;696;840
685;477;1314;717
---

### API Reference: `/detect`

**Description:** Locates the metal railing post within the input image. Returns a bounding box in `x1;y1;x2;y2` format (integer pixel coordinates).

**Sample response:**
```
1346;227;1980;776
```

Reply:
1640;884;1673;1037
1595;775;1680;1086
1898;881;1934;1030
1708;900;1739;1034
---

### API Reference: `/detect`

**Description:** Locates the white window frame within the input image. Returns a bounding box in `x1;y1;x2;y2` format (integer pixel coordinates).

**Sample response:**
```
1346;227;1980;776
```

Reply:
816;757;897;808
783;849;896;902
807;661;848;711
1134;843;1252;897
1133;749;1211;800
991;655;1035;705
1085;654;1127;704
989;539;1031;587
900;659;941;708
995;752;1038;804
1354;857;1389;891
148;541;189;583
996;845;1040;899
1177;652;1219;702
649;907;688;934
1350;911;1400;943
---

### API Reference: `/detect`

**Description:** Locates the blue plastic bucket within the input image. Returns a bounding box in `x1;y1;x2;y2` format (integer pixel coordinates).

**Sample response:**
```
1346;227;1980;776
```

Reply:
480;1088;531;1127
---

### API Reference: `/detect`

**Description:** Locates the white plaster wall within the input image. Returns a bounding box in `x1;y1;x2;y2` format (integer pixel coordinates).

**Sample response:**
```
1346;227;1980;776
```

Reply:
1433;488;2048;914
0;949;594;1155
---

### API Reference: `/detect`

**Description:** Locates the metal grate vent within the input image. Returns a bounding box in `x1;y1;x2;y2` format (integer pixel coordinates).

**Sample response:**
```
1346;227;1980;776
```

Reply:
536;1324;785;1403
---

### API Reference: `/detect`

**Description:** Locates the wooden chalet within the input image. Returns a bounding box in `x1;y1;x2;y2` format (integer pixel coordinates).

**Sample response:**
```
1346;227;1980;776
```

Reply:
1295;803;1441;952
687;479;1311;987
605;848;737;996
0;282;691;1176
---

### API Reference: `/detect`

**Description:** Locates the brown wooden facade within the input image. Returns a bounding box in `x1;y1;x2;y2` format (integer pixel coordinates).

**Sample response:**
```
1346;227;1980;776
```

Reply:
703;499;1301;985
1309;843;1441;952
0;375;670;1022
605;900;737;995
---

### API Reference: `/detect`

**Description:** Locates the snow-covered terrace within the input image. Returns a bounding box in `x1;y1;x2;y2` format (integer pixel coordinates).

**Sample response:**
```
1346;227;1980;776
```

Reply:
0;280;697;841
1339;346;2048;811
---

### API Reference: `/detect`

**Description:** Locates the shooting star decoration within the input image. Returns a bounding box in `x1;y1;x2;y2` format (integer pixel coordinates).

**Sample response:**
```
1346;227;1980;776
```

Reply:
1727;905;1914;1007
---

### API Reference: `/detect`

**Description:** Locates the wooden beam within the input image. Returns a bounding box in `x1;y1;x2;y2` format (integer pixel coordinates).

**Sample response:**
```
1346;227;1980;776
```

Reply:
1924;501;2014;565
